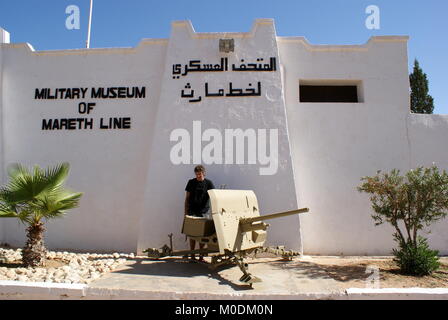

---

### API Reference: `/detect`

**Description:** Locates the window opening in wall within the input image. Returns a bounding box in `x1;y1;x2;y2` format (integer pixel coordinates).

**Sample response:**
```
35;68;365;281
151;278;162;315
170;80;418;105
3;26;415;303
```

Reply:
299;80;363;103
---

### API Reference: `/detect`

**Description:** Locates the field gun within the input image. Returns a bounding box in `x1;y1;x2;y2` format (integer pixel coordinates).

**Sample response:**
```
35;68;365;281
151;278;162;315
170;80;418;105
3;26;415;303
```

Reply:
144;189;309;286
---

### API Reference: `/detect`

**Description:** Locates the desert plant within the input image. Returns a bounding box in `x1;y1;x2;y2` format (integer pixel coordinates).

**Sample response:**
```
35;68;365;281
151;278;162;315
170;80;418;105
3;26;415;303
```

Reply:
393;236;440;276
358;165;448;275
0;163;82;267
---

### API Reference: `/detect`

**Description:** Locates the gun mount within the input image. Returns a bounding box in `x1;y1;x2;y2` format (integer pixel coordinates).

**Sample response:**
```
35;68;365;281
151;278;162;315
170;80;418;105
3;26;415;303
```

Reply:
144;189;309;287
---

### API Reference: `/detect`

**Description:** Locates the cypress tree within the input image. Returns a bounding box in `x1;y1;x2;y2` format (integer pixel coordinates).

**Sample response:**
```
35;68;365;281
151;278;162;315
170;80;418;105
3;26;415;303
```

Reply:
409;59;434;114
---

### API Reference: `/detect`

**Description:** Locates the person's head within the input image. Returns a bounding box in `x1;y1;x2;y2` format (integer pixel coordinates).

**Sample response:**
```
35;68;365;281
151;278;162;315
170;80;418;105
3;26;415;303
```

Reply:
194;165;206;181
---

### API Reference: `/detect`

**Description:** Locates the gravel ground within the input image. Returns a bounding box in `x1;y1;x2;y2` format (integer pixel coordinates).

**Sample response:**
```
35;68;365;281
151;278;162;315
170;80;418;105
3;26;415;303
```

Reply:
2;247;447;288
300;256;448;288
0;246;133;284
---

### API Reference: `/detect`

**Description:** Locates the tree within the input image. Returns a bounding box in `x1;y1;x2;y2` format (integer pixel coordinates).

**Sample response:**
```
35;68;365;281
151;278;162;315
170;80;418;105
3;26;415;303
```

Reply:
410;59;434;114
358;166;448;275
0;163;82;267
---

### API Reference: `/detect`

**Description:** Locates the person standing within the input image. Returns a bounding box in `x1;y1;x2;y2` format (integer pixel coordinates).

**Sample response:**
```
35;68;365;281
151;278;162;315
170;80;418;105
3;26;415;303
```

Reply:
184;165;215;261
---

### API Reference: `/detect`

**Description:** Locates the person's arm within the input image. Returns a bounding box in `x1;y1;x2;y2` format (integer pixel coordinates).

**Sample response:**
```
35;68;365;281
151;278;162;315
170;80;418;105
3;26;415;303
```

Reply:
184;192;190;216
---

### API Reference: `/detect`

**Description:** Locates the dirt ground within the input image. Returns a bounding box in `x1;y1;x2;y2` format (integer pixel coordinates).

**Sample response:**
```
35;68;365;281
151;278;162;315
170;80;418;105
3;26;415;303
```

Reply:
300;256;448;289
0;259;66;269
2;242;448;288
0;245;69;269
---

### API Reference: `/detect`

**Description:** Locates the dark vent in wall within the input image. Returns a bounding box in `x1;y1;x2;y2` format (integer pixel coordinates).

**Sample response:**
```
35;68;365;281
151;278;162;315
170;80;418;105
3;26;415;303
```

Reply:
300;85;359;103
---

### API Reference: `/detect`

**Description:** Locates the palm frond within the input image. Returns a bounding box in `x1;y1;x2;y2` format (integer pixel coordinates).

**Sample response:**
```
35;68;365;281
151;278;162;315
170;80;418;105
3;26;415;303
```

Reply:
0;162;81;225
1;163;71;204
0;202;18;218
41;163;70;193
3;164;36;203
34;190;82;221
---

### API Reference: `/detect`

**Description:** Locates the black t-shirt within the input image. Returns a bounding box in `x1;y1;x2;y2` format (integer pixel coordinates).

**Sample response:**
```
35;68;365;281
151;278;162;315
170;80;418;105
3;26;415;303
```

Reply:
185;178;215;216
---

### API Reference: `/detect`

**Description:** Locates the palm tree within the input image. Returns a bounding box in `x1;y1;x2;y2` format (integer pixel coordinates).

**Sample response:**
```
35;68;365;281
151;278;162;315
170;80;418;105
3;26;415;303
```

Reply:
0;163;82;267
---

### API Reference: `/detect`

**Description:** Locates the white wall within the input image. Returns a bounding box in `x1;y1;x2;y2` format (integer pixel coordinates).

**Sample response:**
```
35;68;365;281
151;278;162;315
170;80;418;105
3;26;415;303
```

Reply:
278;36;448;255
0;20;301;254
0;20;447;255
0;30;6;244
0;40;167;252
137;20;300;253
0;28;9;44
407;114;448;253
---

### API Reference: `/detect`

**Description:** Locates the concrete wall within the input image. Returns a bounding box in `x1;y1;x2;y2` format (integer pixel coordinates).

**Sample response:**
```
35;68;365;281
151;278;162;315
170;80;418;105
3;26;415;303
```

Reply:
137;20;300;253
0;40;167;252
0;20;301;254
278;36;448;255
0;20;447;255
0;28;9;244
407;114;448;252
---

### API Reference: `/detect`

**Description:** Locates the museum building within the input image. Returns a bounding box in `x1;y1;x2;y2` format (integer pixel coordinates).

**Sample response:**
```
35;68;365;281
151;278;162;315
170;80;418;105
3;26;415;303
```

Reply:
0;19;447;255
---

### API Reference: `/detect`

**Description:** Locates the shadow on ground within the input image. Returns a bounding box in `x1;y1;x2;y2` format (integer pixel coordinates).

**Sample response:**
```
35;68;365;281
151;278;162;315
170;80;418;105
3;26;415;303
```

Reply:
111;257;254;291
269;260;370;282
0;262;24;268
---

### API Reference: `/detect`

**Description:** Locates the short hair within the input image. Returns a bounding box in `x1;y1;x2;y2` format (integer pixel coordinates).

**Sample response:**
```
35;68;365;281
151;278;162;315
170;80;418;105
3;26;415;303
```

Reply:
194;165;206;173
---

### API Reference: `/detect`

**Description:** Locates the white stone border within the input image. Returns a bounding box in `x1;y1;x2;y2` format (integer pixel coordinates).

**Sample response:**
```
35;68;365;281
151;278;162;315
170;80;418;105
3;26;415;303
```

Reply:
81;288;448;300
1;281;448;300
346;288;448;300
0;280;86;300
82;288;344;300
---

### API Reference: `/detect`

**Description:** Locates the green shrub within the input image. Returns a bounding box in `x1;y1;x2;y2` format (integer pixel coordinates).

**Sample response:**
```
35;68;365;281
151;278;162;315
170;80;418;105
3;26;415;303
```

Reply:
393;236;440;276
358;165;448;275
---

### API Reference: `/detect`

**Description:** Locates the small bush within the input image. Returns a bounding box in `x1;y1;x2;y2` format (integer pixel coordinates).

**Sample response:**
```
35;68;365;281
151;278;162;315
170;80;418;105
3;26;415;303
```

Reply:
393;236;440;276
358;165;448;276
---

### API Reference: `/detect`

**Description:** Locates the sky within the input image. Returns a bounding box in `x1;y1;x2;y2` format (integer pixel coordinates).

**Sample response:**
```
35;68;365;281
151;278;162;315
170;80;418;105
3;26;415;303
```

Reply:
1;0;447;113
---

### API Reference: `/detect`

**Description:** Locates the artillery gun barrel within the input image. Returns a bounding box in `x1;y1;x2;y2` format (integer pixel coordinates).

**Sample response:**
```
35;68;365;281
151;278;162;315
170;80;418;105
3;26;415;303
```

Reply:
240;208;309;224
